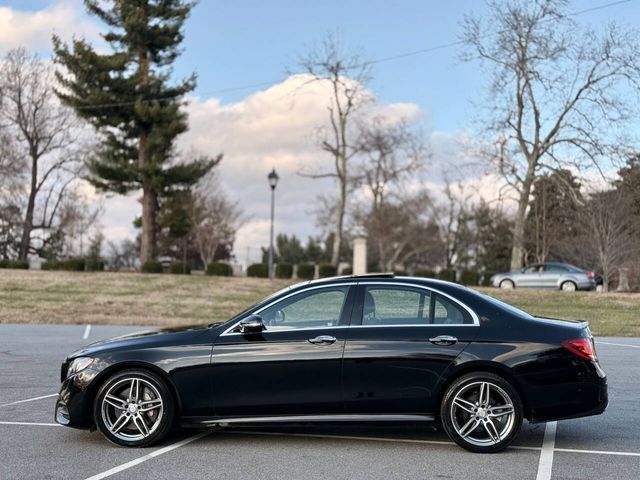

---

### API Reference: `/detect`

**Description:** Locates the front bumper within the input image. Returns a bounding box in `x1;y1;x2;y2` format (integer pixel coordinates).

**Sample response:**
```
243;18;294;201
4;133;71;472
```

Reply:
55;368;101;429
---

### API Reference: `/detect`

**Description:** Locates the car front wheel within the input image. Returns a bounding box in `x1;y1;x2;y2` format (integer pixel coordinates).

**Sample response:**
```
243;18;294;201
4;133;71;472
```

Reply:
441;372;523;453
94;369;174;447
499;279;515;289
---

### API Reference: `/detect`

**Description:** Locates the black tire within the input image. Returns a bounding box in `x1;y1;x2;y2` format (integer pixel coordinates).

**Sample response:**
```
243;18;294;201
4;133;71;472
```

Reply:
94;369;174;447
560;281;577;292
440;372;523;453
499;279;515;289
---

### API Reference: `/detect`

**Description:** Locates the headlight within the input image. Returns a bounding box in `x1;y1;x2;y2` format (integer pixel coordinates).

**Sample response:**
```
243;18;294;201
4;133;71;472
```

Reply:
67;357;95;377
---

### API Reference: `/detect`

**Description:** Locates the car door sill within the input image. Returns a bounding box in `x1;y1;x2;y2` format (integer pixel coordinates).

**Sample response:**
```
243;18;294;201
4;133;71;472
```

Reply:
181;414;435;427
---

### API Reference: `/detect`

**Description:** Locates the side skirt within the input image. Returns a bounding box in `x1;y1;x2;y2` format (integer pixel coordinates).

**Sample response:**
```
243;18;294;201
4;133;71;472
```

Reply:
180;414;435;428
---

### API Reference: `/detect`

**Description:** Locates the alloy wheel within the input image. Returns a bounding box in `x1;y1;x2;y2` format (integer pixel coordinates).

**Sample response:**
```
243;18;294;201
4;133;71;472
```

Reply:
449;381;516;447
100;377;164;442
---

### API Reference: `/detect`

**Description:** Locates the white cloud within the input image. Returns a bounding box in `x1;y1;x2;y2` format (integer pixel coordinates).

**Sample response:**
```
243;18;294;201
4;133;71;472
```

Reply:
176;74;422;265
0;1;101;52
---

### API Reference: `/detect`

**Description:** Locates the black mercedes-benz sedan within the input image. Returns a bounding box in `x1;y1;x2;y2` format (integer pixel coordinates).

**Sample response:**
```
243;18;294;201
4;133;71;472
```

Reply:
55;274;607;453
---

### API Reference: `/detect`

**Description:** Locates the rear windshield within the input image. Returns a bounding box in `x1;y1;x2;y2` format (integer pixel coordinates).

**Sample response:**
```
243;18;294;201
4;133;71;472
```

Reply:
464;288;534;319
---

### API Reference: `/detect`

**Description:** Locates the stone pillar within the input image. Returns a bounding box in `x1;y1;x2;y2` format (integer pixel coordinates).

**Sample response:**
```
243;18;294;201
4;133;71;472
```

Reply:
353;236;367;275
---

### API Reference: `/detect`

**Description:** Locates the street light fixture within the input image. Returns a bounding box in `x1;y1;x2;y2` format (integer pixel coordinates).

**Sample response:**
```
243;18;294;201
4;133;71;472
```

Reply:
267;168;279;279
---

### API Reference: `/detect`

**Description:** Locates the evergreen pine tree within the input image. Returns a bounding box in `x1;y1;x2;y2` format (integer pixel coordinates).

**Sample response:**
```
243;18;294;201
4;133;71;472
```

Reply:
53;0;216;262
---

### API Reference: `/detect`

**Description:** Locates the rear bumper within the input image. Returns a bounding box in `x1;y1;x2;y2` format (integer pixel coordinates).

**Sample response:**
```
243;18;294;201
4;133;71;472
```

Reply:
529;375;608;423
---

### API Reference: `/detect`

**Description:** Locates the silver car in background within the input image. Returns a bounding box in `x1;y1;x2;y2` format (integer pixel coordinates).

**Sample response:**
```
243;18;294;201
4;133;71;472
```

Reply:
491;262;596;292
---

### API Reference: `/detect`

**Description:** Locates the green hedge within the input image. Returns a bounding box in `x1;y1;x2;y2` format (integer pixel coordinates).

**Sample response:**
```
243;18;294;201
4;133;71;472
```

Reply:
141;260;163;274
206;262;233;276
42;259;85;271
481;271;496;287
318;264;337;278
0;259;29;269
247;263;269;278
413;270;436;278
341;267;353;275
170;261;191;275
275;264;293;279
438;269;456;282
459;270;479;286
85;259;105;272
297;264;315;280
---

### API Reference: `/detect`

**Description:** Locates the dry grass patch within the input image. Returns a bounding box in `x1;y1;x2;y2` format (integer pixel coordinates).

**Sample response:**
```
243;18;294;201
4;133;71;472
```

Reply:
0;270;292;326
0;270;638;336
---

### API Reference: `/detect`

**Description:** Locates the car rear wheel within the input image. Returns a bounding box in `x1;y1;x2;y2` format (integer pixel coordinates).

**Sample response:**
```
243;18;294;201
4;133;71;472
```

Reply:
499;279;515;289
441;372;523;453
94;369;174;447
561;281;577;292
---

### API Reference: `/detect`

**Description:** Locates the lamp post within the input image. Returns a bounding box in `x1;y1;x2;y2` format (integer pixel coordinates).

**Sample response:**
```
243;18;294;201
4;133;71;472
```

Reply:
267;168;279;279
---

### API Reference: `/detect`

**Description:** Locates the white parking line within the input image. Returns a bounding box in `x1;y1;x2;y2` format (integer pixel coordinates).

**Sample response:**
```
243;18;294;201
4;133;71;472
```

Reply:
598;341;640;349
83;431;210;480
0;421;61;427
83;324;92;340
535;421;557;480
0;393;57;408
555;447;640;457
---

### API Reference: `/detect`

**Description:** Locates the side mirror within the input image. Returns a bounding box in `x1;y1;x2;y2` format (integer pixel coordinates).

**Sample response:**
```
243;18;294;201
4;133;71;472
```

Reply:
239;314;264;333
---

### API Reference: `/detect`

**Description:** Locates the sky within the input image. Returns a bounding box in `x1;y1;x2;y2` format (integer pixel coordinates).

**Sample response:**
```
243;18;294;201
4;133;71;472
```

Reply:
1;0;639;265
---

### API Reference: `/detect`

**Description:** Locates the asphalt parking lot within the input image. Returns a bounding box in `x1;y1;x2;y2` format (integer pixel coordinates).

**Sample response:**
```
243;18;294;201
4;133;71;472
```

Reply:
1;324;638;480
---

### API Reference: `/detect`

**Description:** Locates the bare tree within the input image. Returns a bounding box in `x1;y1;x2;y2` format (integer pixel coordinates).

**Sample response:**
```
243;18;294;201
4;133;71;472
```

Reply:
462;0;640;270
353;118;428;211
298;33;372;267
434;182;473;270
189;179;243;270
578;189;639;292
0;48;85;260
107;239;138;271
360;190;440;272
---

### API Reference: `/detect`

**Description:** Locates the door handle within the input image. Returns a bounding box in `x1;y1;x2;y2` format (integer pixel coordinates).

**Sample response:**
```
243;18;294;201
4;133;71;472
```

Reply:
429;335;458;346
308;335;337;345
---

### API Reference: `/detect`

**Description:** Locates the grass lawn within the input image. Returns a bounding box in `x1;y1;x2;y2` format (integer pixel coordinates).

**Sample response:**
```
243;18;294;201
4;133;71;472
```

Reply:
0;270;638;336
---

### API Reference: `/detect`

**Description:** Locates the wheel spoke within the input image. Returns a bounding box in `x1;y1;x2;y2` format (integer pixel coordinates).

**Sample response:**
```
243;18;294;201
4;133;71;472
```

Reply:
488;404;514;418
453;397;476;414
129;378;139;402
139;398;162;413
479;382;490;405
458;417;481;438
483;418;501;443
110;413;130;434
104;394;126;410
132;415;149;437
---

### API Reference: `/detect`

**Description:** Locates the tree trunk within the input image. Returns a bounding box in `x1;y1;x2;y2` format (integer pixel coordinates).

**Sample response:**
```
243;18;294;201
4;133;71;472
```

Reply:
19;156;38;261
140;170;156;263
331;173;346;267
138;50;155;264
510;169;535;271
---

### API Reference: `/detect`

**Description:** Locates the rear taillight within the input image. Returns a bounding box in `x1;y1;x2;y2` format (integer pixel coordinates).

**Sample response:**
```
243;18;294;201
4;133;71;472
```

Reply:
562;338;597;362
586;272;595;279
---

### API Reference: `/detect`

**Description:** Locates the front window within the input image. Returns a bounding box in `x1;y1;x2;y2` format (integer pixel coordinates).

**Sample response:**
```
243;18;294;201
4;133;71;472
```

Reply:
258;286;349;330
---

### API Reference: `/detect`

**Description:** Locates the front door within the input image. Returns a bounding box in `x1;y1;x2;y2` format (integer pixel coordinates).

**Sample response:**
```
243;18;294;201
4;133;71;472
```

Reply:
210;284;355;417
342;283;479;415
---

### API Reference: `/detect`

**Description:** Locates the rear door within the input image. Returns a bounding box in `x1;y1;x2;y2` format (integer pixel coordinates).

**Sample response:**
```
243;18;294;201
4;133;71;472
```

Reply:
341;282;479;415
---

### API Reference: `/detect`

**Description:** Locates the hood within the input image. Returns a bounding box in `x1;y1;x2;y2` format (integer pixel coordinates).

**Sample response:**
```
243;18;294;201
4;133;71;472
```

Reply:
67;323;215;360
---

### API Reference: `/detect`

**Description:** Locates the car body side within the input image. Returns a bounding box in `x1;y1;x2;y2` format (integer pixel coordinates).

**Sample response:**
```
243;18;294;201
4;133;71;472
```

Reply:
491;263;596;290
56;278;607;431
